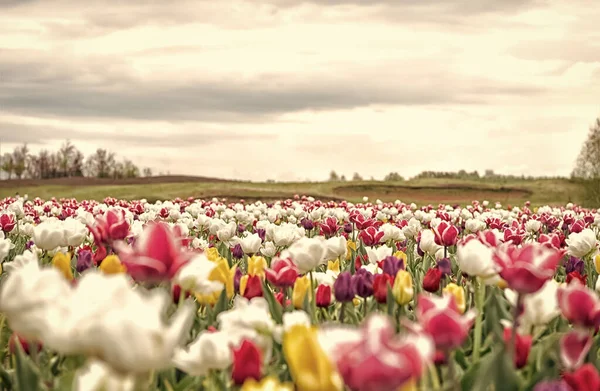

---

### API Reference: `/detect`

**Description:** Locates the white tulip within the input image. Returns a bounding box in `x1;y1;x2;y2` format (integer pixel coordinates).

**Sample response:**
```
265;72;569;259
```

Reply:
419;230;442;256
566;229;598;258
456;239;497;279
366;245;393;264
504;279;560;332
239;233;262;254
525;219;542;233
0;231;14;262
173;254;224;295
284;237;326;273
73;360;136;391
32;221;65;250
323;236;347;262
260;241;277;258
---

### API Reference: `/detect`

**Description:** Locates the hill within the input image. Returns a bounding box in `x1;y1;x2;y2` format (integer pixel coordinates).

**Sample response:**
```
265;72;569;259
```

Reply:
0;176;585;207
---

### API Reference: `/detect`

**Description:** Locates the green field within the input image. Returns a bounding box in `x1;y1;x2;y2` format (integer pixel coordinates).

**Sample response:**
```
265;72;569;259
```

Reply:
0;176;585;207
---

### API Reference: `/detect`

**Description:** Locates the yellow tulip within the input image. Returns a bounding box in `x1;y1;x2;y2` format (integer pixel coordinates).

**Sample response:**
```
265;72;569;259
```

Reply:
241;376;294;391
394;251;408;264
595;253;600;274
327;259;340;274
196;258;236;305
346;240;357;260
292;275;311;309
0;262;3;275
239;275;249;296
99;255;127;275
398;379;417;391
496;279;508;290
393;270;413;305
52;252;74;281
443;283;466;314
206;247;220;262
283;325;343;391
248;256;267;277
352;297;361;307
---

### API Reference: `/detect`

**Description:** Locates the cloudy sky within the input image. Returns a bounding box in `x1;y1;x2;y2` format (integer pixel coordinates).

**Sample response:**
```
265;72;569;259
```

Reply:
0;0;598;181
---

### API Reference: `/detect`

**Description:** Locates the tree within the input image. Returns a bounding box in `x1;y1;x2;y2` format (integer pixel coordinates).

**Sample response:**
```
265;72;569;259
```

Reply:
143;167;153;177
329;170;339;181
384;172;404;182
12;144;29;179
1;153;14;179
572;117;600;205
340;175;347;181
352;172;363;181
86;149;116;178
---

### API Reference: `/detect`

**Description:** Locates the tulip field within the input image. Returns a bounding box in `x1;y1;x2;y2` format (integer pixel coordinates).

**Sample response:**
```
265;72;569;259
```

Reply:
0;195;599;391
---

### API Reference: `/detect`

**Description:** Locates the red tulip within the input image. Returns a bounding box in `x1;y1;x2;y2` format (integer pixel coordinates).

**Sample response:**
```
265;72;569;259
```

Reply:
243;275;264;299
9;333;43;355
570;220;586;234
433;221;459;247
320;217;339;238
492;243;562;294
562;364;600;391
265;258;299;288
503;227;525;246
358;227;385;247
0;213;16;233
539;233;562;251
502;327;532;369
477;230;502;247
335;314;434;391
416;294;475;350
275;292;291;307
88;208;130;245
114;222;194;283
557;282;600;329
422;268;442;293
172;284;191;304
566;271;587;286
93;245;108;265
373;273;394;304
231;339;262;385
560;329;592;370
316;284;332;307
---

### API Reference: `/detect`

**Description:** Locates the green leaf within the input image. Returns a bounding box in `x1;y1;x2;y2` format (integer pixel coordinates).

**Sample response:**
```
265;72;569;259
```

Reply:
262;280;283;324
13;343;43;391
386;285;395;317
213;289;229;318
472;347;523;391
454;348;469;370
0;364;12;389
173;375;198;391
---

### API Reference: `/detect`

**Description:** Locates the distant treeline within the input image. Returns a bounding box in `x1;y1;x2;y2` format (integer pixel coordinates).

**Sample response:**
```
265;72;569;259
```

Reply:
1;141;153;180
327;169;568;182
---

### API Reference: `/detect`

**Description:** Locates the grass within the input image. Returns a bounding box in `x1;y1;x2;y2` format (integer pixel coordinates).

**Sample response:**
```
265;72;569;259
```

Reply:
0;176;586;207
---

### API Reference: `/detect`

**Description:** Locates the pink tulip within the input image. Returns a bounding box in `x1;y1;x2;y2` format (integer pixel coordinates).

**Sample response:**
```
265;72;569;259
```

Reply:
336;314;433;391
560;329;592;370
114;222;193;283
493;243;562;294
88;208;130;245
557;281;600;329
416;294;476;350
433;221;459;247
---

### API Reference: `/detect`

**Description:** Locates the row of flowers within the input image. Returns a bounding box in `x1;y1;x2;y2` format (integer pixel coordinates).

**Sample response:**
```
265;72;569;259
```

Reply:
0;195;599;390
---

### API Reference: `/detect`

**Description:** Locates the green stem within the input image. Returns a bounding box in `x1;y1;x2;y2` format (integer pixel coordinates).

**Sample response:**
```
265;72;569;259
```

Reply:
339;302;346;323
429;364;441;391
309;271;317;324
472;277;484;364
363;297;368;319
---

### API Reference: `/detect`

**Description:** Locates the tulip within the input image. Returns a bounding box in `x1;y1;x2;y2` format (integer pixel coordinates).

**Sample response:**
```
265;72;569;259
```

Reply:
327;259;340;274
114;222;194;283
373;273;394;304
76;250;93;273
265;258;298;288
316;284;332;308
565;256;585;275
416;294;476;350
422;268;442;293
380;255;404;277
436;258;452;276
232;339;262;385
283;324;343;391
595;253;600;274
231;244;244;259
239;233;262;255
333;272;355;303
557;281;600;328
456;239;497;279
433;221;459;247
323;236;347;262
393;270;413;305
562;364;600;391
352;268;374;299
241;275;264;300
206;247;220;262
293;276;311;309
419;230;442;256
335;314;433;391
99;255;127;275
174;254;224;295
8;333;43;355
366;245;393;264
443;283;466;314
492;243;562;294
52;252;74;281
171;284;191;304
358;227;384;247
87;208;130;245
532;381;570;391
0;213;16;233
560;329;592;370
240;377;294;391
566;271;587;285
566;229;598;258
285;237;327;273
502;327;532;369
248;255;268;278
320;217;339;238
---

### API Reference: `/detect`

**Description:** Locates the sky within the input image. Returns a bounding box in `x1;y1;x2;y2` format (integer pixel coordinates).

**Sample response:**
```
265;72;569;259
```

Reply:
0;0;599;182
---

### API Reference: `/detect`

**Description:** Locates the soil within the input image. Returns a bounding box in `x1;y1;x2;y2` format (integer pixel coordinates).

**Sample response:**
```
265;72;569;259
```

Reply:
0;175;231;188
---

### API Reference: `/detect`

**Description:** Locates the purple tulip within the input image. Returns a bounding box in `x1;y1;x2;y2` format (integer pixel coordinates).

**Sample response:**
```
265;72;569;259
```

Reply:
334;271;355;302
437;258;452;276
238;224;246;233
381;256;404;277
352;268;374;298
232;244;244;259
343;223;353;234
301;218;315;231
565;256;584;275
76;250;93;273
25;240;34;250
234;268;243;294
256;229;266;242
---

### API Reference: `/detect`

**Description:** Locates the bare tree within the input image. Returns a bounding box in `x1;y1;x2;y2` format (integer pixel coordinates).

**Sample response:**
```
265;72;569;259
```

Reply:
572;117;600;205
12;144;29;179
143;167;153;177
1;153;14;179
